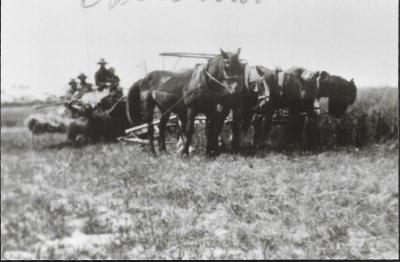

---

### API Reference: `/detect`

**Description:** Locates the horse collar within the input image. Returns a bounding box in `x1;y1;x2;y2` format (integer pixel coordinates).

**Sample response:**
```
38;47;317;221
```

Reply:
316;75;321;93
276;71;284;96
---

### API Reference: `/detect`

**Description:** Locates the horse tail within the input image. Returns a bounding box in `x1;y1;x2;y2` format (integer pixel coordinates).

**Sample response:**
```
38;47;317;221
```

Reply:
126;79;143;125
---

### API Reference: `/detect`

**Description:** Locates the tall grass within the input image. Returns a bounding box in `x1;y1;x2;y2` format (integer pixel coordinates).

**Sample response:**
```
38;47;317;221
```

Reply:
270;87;398;150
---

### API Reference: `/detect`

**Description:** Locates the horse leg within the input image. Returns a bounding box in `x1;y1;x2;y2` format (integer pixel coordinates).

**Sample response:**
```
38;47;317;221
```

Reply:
240;109;253;148
262;107;274;147
145;100;156;155
252;113;262;148
181;108;196;156
214;107;229;153
211;112;222;156
231;107;242;152
254;115;268;149
298;114;306;149
287;107;302;147
158;110;170;152
176;112;187;154
253;105;273;148
205;116;213;155
206;112;218;156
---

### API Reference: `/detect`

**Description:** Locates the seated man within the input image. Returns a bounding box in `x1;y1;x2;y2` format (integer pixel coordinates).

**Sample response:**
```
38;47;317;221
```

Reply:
108;67;123;96
77;73;93;96
95;58;112;91
65;78;78;99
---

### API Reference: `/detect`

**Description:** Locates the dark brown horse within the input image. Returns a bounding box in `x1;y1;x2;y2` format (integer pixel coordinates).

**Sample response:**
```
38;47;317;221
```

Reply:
241;65;320;147
126;49;244;156
286;67;357;118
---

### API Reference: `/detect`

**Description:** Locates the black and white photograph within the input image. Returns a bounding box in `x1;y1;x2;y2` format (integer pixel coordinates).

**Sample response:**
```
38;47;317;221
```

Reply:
1;0;398;259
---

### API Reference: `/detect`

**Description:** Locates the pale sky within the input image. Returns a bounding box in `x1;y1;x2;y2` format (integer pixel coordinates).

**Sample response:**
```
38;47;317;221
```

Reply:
1;0;398;97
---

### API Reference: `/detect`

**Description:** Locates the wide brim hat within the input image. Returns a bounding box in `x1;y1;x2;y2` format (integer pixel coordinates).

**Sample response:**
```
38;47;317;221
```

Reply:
68;78;77;85
97;58;108;65
77;73;87;80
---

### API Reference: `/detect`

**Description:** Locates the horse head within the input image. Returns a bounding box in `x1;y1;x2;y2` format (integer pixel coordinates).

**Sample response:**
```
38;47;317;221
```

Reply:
319;72;357;118
205;48;244;97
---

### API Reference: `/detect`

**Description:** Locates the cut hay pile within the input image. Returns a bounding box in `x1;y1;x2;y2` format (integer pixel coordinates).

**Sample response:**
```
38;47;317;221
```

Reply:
25;112;88;142
25;92;130;143
25;113;73;135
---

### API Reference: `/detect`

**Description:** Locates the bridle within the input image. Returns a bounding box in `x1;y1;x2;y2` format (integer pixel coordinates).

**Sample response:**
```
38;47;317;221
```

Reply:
203;58;243;89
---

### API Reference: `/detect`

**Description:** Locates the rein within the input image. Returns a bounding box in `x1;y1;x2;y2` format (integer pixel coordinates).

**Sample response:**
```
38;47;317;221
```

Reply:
107;95;126;115
204;70;242;89
204;71;228;88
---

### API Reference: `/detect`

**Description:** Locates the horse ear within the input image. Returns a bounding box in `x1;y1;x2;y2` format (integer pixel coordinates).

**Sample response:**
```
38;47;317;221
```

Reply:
236;48;241;56
220;48;228;58
320;71;328;78
256;66;266;76
350;78;354;83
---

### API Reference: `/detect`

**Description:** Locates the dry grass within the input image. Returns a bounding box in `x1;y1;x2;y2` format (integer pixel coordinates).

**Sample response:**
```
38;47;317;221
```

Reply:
1;126;398;259
1;106;34;127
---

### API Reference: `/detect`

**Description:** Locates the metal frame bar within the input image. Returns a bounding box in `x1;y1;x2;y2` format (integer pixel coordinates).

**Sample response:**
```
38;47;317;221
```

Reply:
159;52;217;60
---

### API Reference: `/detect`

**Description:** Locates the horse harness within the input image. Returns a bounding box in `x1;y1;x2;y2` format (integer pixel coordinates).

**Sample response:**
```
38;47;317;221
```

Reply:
203;69;242;90
275;70;285;96
154;64;243;119
301;70;322;112
315;74;321;96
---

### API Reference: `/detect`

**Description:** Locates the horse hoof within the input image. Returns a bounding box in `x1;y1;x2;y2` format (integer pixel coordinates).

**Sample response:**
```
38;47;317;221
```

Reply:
181;153;190;159
231;147;240;154
206;150;219;158
180;150;190;158
150;150;157;157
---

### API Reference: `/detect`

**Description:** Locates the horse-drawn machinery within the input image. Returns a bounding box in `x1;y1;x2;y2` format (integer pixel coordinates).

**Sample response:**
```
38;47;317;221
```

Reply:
27;50;356;153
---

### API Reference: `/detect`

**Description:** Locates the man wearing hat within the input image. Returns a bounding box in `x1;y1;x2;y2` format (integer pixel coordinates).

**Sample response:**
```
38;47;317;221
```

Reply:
95;58;112;91
77;73;93;95
63;78;82;118
65;78;78;99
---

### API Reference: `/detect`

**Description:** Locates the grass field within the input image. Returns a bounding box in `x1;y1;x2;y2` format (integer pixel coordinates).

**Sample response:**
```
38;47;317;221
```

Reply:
1;88;399;259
